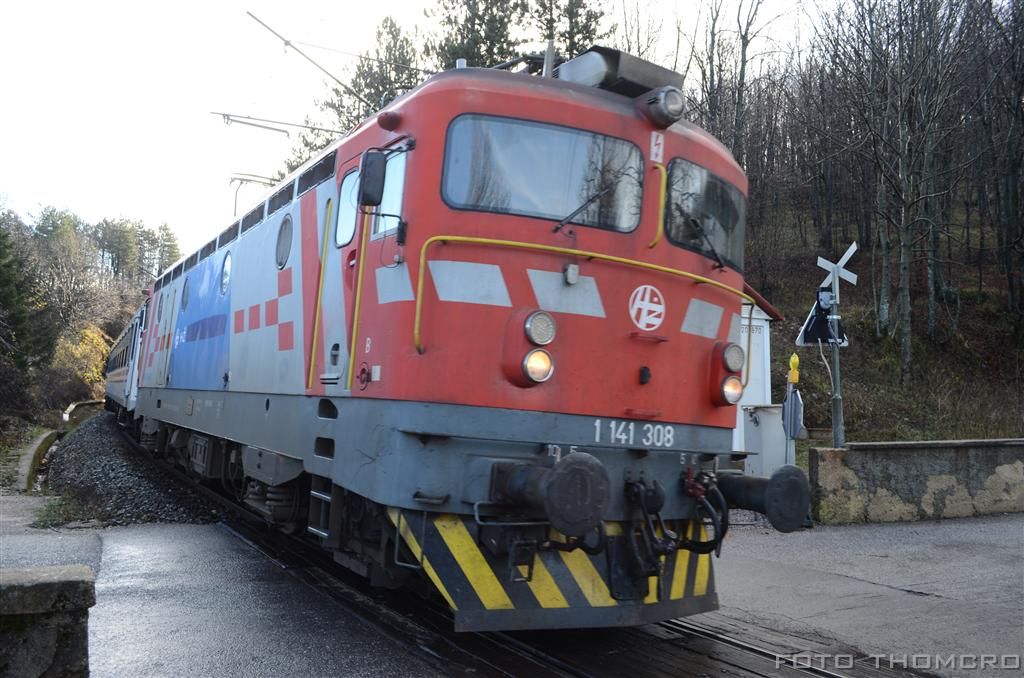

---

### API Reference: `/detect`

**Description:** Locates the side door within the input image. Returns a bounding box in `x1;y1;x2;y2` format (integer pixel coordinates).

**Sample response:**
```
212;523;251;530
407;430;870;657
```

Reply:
309;164;362;395
127;303;147;409
158;283;179;387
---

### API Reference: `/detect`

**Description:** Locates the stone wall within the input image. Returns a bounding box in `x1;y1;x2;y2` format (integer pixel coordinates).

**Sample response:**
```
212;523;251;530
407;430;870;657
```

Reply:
0;565;95;678
809;439;1024;523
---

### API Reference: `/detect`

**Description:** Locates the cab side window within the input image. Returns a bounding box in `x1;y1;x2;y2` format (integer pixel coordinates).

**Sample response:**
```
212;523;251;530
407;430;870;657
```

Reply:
374;152;406;236
336;170;360;247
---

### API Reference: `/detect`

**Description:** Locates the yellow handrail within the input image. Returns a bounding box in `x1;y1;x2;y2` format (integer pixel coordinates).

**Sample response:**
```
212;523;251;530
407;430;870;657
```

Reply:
345;213;373;391
413;235;755;384
648;163;667;249
307;200;334;390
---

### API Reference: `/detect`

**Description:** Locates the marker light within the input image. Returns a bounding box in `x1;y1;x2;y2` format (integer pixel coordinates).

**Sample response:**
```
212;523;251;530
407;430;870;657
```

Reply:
722;343;745;372
524;311;556;345
721;375;743;404
376;111;402;131
523;349;554;383
643;86;686;128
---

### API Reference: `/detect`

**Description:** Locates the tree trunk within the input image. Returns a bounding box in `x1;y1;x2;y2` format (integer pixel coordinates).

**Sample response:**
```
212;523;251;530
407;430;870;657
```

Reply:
1005;168;1021;313
877;172;892;330
978;183;987;295
925;144;938;339
898;112;913;379
820;159;834;250
899;221;913;381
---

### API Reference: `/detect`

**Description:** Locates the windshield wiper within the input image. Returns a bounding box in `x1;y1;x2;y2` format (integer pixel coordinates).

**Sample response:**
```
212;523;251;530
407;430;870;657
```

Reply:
674;204;726;269
552;186;613;234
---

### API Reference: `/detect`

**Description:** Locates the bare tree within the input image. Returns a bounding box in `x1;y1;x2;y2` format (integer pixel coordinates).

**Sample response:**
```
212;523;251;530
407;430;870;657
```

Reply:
814;0;978;379
615;0;662;61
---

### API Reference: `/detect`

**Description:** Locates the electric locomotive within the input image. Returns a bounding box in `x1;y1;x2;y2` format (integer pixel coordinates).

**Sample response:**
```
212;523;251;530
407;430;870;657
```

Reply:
106;46;810;632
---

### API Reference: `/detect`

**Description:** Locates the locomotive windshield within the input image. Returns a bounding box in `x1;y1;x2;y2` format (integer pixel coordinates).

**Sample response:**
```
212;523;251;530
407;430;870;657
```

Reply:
442;114;643;232
664;158;746;271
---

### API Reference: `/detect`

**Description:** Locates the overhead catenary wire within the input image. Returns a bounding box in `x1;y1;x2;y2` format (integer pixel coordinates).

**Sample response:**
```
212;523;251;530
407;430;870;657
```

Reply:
292;40;436;76
246;11;373;109
212;112;343;136
230;173;277;186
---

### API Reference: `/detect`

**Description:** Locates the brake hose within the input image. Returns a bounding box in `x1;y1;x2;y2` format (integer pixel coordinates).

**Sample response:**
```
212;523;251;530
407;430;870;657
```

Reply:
679;490;730;556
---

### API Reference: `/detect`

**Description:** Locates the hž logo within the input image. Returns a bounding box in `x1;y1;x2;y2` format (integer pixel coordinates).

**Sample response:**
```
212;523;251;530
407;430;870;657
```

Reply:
629;285;665;331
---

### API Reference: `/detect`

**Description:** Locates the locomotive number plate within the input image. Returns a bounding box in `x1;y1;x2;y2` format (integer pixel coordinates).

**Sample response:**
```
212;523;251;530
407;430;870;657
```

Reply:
592;418;676;448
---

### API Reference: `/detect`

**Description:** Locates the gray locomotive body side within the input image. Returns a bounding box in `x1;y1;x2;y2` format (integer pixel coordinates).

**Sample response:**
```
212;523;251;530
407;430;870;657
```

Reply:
134;387;732;521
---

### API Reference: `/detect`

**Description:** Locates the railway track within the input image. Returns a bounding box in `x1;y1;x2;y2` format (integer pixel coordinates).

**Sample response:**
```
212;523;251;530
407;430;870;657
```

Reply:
115;422;914;678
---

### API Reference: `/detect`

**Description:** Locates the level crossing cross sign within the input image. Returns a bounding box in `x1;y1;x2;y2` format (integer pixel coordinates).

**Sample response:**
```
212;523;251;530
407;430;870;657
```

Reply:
817;242;858;302
796;242;858;347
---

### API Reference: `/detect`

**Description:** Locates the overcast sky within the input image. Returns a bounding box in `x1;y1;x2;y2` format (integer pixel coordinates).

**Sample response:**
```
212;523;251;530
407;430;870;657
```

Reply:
0;0;438;251
0;0;798;253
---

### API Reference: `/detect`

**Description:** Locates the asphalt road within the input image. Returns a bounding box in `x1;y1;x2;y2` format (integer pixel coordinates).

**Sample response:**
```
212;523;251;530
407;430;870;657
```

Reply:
1;503;438;678
716;514;1024;677
88;523;440;678
4;489;1021;677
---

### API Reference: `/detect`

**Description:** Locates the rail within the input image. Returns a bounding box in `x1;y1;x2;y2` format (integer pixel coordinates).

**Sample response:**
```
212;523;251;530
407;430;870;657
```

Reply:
413;235;755;384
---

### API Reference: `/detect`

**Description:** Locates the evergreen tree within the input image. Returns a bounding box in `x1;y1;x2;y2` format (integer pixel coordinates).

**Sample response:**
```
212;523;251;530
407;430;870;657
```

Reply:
0;216;33;369
32;206;84;242
156;223;181;272
96;218;140;281
135;221;161;282
328;18;422;131
558;0;607;57
283;17;425;173
0;209;57;371
529;0;608;58
281;116;337;175
427;0;527;69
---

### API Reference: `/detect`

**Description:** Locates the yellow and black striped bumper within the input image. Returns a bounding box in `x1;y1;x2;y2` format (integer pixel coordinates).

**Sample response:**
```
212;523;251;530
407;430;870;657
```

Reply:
387;509;717;632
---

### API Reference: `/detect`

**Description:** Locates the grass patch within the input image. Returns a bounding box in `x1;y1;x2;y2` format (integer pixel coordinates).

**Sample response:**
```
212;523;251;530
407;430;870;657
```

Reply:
763;249;1023;442
31;495;101;528
795;440;810;470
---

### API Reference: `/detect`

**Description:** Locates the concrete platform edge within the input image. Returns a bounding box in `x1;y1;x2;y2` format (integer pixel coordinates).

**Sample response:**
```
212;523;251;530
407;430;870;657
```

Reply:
16;430;58;493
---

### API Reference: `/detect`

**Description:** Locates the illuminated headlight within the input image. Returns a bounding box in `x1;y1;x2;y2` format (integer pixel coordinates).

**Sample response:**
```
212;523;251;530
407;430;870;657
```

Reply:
524;311;556;345
523;349;554;383
643;86;686;128
721;375;743;404
722;343;745;372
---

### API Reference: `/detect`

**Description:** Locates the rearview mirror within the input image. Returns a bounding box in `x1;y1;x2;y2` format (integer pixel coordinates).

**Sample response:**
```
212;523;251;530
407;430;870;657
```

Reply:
358;150;387;207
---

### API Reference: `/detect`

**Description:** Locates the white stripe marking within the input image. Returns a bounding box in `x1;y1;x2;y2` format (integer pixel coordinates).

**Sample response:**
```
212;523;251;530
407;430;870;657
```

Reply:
681;299;724;339
428;260;511;307
375;264;415;304
527;269;606;317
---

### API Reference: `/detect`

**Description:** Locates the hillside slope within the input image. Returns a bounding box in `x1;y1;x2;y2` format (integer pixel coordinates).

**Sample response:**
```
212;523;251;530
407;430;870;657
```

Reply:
758;251;1023;442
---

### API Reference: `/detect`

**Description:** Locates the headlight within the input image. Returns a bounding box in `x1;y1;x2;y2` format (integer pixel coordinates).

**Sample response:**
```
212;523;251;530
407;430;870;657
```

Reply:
721;375;743;404
523;349;554;383
722;343;745;372
524;311;556;345
643;86;686;128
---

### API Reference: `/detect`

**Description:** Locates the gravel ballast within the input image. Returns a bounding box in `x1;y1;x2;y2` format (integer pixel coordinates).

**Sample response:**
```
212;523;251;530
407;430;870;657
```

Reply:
44;413;218;526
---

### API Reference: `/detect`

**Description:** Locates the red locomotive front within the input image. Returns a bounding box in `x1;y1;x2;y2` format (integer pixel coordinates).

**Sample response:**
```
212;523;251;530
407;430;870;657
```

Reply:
346;68;749;431
125;47;809;632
